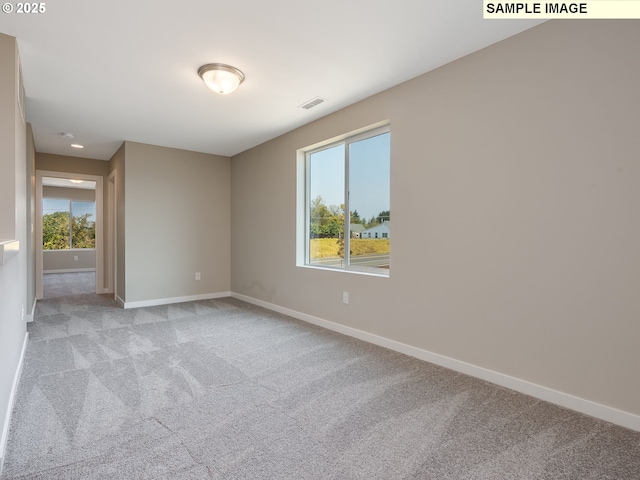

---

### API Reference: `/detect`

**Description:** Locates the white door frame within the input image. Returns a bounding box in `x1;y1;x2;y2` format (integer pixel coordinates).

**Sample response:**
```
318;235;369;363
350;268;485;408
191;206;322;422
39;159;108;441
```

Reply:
36;170;105;299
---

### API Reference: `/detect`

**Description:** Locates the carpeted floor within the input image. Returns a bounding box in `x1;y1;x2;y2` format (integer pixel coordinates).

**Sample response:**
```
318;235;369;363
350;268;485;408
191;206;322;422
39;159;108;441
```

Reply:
43;272;96;298
3;293;640;479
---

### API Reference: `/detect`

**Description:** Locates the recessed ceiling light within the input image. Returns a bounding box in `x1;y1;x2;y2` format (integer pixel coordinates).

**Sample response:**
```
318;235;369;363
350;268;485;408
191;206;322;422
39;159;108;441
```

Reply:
198;63;245;95
70;144;84;149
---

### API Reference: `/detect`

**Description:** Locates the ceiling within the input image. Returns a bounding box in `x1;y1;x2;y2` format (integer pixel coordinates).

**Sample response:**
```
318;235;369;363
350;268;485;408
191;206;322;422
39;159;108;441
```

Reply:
0;1;542;161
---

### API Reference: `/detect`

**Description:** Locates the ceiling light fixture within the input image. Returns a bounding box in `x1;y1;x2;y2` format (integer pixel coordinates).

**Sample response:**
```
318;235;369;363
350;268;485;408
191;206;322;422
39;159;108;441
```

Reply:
69;179;84;184
198;63;245;95
70;144;84;149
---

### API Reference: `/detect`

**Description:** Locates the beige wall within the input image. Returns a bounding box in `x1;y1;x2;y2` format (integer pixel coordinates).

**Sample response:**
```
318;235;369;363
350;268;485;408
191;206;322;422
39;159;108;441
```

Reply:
43;186;95;201
109;144;125;301
123;142;230;304
43;250;96;272
0;33;16;240
36;153;110;177
230;20;640;416
0;33;28;470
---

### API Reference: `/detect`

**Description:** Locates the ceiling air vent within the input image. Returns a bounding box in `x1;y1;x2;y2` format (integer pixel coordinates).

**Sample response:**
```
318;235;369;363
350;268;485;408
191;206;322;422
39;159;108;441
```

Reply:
298;97;326;110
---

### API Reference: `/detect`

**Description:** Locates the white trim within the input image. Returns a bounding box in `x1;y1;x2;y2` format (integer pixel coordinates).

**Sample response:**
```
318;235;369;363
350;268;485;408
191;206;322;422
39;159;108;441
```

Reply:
298;264;389;278
43;268;96;274
230;292;640;433
42;248;96;252
25;298;36;323
0;332;28;476
115;295;125;308
123;292;231;310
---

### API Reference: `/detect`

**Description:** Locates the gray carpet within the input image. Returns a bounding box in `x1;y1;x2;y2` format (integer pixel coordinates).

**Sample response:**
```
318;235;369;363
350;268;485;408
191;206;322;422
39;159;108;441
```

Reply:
3;293;640;479
43;272;96;298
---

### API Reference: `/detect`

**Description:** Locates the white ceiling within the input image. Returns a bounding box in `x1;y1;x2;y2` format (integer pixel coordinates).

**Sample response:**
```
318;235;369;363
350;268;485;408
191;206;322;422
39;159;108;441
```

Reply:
0;1;542;161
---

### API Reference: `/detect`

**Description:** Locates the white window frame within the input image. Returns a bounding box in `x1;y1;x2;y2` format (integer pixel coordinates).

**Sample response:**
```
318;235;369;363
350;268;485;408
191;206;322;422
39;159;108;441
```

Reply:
296;122;390;277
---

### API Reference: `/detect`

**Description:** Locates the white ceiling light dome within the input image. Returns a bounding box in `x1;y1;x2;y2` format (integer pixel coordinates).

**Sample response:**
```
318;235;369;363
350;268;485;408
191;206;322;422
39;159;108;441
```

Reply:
198;63;245;95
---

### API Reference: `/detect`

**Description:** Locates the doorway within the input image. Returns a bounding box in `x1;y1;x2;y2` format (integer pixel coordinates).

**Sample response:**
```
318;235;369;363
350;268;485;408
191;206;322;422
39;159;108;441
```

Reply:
34;170;107;300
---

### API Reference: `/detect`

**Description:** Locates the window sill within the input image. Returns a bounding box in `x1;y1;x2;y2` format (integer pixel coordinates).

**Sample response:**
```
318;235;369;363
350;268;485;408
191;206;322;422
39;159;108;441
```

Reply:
299;263;389;278
0;239;19;265
43;248;96;252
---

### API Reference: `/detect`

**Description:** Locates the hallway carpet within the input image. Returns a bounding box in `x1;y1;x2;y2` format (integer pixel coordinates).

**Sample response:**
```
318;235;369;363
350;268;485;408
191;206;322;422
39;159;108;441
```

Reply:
3;293;640;479
43;272;96;298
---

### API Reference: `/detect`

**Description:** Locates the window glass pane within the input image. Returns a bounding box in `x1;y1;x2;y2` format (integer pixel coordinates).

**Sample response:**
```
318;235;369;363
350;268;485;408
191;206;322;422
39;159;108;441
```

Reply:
348;131;390;270
42;198;71;250
71;201;96;248
308;143;345;267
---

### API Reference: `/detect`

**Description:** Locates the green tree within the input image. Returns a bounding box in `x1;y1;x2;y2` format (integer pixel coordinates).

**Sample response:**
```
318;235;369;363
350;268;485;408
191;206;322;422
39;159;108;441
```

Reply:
72;213;96;248
326;204;344;238
310;195;329;237
42;211;70;250
309;196;344;238
42;210;95;250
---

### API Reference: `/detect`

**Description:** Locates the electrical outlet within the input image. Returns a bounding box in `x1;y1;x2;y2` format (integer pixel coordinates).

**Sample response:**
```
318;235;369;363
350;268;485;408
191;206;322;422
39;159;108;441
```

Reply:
74;255;78;261
195;272;201;281
343;292;349;304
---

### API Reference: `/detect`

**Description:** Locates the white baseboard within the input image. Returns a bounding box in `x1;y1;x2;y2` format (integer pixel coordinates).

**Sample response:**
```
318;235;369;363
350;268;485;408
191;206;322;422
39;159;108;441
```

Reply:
123;291;232;309
115;295;125;308
44;268;96;274
0;332;29;476
230;292;640;433
25;299;37;323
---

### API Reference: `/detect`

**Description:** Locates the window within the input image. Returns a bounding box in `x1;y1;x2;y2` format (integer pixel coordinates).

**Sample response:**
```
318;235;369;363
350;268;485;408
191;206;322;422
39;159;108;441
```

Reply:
303;125;390;274
42;198;96;250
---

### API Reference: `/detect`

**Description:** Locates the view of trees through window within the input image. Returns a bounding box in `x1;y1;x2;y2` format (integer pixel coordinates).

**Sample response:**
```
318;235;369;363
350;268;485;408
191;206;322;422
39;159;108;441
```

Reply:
42;199;96;250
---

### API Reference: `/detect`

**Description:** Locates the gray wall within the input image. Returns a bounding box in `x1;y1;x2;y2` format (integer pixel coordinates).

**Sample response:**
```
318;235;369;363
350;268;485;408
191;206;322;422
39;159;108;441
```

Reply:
0;33;28;469
230;20;640;417
123;142;230;304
